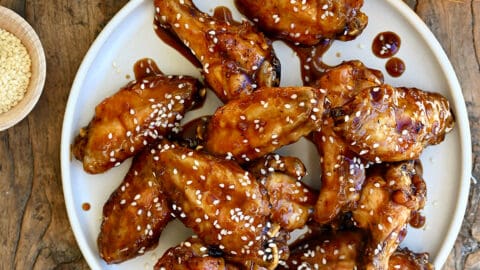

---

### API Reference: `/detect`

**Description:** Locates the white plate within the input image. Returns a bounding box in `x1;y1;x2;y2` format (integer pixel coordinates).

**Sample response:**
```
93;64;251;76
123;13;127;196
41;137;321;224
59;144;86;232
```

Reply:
61;0;472;269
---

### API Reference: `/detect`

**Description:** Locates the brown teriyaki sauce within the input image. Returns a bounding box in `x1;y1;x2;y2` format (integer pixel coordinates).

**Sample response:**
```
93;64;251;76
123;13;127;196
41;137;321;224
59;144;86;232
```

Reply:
409;211;426;228
170;116;211;149
82;203;91;211
133;58;207;110
385;57;405;78
212;6;241;26
287;39;334;85
133;58;163;80
153;20;202;69
372;31;401;58
372;31;405;77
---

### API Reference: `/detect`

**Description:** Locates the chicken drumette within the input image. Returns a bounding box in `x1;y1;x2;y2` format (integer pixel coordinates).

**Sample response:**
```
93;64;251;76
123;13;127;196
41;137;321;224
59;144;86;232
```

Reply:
154;0;280;102
98;148;172;264
235;0;368;45
72;73;205;174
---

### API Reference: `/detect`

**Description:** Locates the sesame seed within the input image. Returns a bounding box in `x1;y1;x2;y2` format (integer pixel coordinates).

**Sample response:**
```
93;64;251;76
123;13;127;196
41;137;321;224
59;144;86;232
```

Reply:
0;29;32;113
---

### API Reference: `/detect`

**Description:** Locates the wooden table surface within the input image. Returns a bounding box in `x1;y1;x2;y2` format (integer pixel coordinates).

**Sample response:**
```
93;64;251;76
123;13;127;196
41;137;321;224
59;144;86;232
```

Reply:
0;1;478;269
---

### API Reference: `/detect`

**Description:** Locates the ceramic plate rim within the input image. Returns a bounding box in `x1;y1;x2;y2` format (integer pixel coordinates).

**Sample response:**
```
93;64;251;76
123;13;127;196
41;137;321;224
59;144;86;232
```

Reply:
60;0;472;269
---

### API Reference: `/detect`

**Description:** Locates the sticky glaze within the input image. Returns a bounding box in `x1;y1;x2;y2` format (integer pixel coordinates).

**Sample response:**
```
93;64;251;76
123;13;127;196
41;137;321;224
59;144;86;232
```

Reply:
372;31;401;58
385;57;405;77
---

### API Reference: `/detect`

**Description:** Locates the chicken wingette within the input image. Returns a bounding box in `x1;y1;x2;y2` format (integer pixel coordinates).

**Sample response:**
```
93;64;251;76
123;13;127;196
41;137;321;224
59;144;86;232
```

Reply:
332;85;454;162
205;86;325;163
72;74;205;174
155;143;287;269
98;148;172;263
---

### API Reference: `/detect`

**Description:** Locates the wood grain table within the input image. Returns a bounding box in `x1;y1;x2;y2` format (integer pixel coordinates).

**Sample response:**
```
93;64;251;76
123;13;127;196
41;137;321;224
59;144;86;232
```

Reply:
0;1;477;269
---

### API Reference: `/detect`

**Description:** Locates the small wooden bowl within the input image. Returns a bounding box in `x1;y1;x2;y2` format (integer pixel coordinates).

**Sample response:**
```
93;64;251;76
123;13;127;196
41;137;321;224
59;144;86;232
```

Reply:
0;6;46;131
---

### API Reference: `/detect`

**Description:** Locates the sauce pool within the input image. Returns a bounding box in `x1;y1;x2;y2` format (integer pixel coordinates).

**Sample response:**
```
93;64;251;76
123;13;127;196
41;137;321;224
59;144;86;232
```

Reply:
385;57;405;77
82;203;91;211
409;211;426;228
372;31;401;58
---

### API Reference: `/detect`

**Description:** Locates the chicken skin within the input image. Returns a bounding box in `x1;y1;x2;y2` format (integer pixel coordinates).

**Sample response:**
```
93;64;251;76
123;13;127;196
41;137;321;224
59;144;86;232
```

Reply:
205;86;325;163
279;228;433;269
98;148;172;264
313;60;384;109
154;236;241;270
262;172;317;231
312;120;365;225
72;74;205;174
155;143;285;269
311;61;382;225
248;154;307;181
154;0;280;102
389;248;434;270
235;0;368;45
247;154;317;231
279;229;365;270
332;85;454;162
352;161;427;270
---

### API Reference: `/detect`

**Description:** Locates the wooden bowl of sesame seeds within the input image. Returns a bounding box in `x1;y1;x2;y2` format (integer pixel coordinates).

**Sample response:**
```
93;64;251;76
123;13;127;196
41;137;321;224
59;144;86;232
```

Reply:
0;6;46;131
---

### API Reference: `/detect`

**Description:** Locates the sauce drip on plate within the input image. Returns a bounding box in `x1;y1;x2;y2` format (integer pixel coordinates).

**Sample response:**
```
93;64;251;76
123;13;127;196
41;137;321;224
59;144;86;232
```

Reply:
409;211;426;228
153;21;201;68
372;31;401;58
287;39;334;85
212;6;241;26
385;57;405;77
82;203;91;211
133;58;163;80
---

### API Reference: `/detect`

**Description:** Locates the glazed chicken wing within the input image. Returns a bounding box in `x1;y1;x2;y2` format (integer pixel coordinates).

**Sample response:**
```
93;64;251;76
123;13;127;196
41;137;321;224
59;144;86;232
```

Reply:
248;154;316;231
235;0;368;45
155;143;285;269
279;228;433;270
389;248;434;270
311;61;382;225
248;153;307;180
312;119;365;225
205;86;325;163
154;0;280;102
352;161;427;270
98;148;172;264
332;85;454;162
263;172;317;231
154;236;241;270
72;74;205;174
313;60;384;109
279;229;365;270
